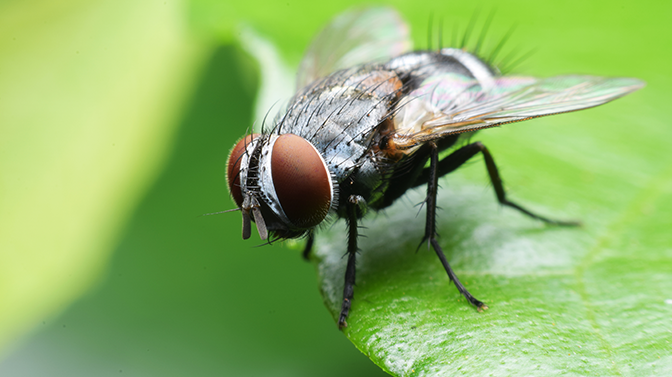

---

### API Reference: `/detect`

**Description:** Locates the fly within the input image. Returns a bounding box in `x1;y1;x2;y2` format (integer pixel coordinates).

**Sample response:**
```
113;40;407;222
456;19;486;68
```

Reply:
225;7;644;329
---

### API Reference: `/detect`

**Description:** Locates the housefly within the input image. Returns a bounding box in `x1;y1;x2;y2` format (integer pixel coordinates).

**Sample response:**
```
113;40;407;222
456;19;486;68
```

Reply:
226;7;644;329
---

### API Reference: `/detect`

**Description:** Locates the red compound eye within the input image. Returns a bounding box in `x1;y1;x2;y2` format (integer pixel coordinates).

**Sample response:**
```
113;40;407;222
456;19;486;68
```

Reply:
271;134;332;228
226;134;259;207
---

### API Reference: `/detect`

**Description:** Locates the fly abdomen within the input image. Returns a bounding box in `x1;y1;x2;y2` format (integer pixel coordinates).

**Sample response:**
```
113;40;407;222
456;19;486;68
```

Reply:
385;49;496;88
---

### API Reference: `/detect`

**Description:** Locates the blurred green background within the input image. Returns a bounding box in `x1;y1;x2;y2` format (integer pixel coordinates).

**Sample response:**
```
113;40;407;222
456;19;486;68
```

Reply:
0;0;669;376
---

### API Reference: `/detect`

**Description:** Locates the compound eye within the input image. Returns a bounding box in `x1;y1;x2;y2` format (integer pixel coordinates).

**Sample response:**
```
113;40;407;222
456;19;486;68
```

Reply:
271;134;332;228
226;134;259;207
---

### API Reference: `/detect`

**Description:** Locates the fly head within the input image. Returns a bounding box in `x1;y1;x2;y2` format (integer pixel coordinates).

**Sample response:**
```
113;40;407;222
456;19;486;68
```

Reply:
226;133;336;240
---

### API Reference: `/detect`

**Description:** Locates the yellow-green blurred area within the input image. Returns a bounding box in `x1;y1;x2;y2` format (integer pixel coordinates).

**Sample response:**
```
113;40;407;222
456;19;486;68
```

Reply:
0;0;670;376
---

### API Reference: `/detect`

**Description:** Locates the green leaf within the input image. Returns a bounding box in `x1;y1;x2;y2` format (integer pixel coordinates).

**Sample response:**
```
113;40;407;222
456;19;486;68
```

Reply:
315;161;672;375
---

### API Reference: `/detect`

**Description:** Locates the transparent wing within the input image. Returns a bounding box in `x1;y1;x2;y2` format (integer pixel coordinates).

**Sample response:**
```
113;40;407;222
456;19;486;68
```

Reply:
392;74;645;150
296;7;412;90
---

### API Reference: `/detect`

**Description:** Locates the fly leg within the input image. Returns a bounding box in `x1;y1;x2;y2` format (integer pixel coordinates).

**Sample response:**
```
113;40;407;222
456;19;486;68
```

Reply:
301;231;314;261
423;142;488;310
415;141;579;226
338;195;364;329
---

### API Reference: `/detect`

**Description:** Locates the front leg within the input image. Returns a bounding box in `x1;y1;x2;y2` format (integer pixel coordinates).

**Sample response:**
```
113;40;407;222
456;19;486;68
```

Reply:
423;142;488;311
301;231;315;261
338;195;364;329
